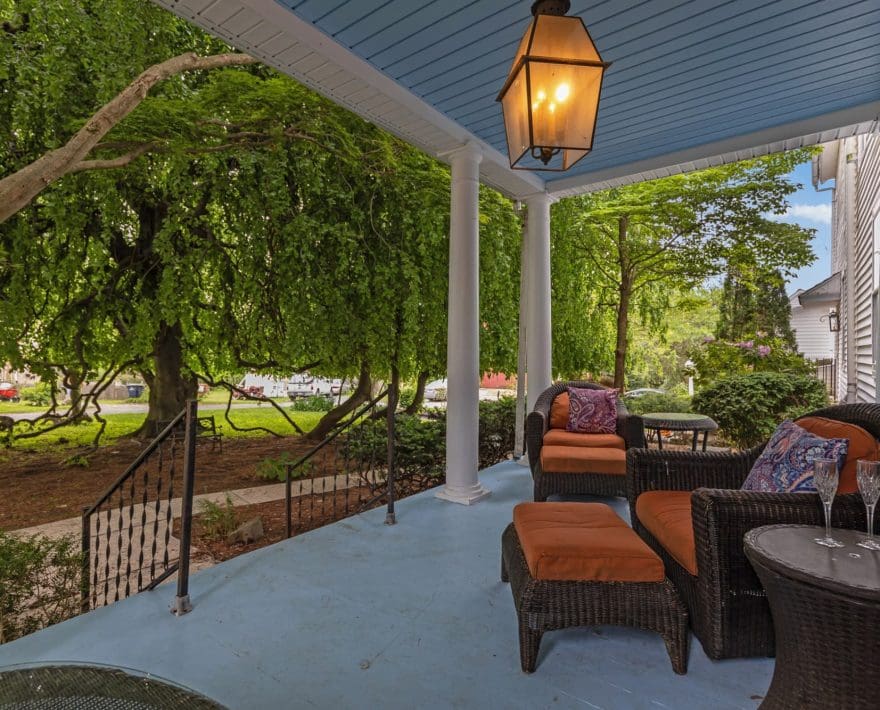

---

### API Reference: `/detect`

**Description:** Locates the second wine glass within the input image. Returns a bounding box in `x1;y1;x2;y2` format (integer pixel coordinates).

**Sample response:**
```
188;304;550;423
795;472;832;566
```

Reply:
813;457;844;548
856;459;880;551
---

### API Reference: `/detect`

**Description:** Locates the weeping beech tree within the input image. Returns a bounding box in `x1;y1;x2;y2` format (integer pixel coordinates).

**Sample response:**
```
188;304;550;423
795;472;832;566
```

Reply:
0;0;522;440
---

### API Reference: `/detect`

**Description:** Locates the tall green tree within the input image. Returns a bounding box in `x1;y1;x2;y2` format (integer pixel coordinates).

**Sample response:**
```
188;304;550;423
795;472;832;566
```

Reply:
553;152;815;389
716;266;797;347
0;0;522;440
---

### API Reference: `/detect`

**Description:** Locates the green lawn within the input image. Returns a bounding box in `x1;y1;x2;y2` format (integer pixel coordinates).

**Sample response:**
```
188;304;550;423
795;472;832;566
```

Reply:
8;407;323;452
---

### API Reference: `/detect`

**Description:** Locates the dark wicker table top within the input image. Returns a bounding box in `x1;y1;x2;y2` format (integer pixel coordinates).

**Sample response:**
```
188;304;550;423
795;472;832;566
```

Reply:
641;412;718;431
744;524;880;602
0;665;226;709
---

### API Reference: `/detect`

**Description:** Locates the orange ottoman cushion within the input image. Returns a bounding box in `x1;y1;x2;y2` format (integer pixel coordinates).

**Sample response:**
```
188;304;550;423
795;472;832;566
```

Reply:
636;491;697;576
796;416;880;493
549;391;571;429
542;430;626;449
513;502;665;582
539;445;626;475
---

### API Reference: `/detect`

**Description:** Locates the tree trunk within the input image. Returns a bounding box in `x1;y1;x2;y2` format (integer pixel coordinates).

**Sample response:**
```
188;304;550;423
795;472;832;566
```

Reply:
613;216;631;391
403;370;430;415
305;361;372;441
137;321;196;436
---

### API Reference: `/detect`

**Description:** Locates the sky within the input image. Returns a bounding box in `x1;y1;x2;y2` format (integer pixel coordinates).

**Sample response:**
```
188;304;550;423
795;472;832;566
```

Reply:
772;160;833;296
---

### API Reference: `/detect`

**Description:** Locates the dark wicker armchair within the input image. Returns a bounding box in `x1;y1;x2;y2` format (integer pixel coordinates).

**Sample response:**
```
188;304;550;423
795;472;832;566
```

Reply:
526;381;646;501
626;403;880;660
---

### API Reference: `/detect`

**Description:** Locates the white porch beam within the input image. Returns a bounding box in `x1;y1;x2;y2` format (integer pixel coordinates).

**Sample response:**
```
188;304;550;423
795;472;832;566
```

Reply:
525;193;553;413
436;143;490;506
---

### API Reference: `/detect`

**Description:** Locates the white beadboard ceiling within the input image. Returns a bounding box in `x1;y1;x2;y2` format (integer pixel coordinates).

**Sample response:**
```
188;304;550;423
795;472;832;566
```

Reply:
151;0;880;199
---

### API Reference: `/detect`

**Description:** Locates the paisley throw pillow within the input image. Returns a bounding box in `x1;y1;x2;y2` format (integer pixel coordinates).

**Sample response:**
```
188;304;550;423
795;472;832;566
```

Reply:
741;419;849;493
566;387;618;435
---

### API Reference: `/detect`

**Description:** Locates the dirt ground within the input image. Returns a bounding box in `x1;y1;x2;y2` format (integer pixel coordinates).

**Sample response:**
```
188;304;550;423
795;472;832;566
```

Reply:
0;435;316;531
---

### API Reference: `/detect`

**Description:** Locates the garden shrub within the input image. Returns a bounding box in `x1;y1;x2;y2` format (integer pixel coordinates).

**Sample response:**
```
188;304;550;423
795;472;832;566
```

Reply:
0;532;81;644
289;395;334;412
19;383;52;407
688;335;813;387
692;372;829;449
197;494;238;540
622;392;692;416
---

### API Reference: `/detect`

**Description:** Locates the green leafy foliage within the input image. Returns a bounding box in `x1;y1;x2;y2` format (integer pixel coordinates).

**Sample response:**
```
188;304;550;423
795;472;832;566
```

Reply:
197;494;237;541
19;383;51;406
692;372;829;449
0;532;81;644
289;396;334;412
622;393;692;416
551;150;816;388
689;336;813;387
255;452;311;482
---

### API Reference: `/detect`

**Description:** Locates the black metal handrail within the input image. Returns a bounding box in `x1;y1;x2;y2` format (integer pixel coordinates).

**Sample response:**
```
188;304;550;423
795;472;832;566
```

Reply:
284;388;395;538
81;401;198;615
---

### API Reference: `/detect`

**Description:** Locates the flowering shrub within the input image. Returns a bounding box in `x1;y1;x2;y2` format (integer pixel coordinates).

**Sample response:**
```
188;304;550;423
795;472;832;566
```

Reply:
688;335;812;387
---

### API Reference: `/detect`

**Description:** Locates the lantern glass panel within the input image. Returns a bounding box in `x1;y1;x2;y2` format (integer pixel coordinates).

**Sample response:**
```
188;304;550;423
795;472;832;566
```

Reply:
527;60;603;154
500;63;530;166
529;15;602;62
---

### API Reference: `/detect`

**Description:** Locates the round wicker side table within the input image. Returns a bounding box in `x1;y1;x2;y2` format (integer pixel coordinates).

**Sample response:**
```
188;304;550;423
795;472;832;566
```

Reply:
641;412;717;451
744;525;880;710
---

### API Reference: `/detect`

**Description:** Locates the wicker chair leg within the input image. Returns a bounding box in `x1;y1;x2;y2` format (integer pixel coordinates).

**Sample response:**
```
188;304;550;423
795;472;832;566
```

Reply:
501;554;509;583
518;621;543;673
661;621;689;675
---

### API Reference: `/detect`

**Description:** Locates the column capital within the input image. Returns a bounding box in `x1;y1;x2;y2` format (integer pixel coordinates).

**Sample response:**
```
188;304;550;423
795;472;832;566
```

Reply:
522;191;555;207
442;141;483;166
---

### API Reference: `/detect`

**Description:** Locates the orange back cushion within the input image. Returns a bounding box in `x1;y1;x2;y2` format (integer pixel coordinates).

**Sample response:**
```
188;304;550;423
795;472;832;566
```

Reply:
549;391;570;429
796;416;880;493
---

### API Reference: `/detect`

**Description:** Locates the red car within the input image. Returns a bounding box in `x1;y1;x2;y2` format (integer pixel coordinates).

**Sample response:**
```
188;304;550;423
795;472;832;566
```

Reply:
0;382;20;402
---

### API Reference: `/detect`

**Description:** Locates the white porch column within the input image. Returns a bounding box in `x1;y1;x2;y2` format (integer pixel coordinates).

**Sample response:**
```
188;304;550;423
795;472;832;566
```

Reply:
436;143;491;506
525;192;553;413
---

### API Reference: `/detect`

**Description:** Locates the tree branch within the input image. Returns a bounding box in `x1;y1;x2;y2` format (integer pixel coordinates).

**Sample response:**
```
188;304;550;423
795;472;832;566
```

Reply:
0;51;259;223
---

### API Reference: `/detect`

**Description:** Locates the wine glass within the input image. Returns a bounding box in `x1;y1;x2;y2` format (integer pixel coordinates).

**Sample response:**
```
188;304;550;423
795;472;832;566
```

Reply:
856;459;880;551
813;457;844;548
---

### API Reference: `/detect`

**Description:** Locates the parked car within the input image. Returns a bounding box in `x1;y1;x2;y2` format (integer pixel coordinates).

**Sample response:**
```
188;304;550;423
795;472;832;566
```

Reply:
0;382;20;402
424;379;448;402
623;388;665;398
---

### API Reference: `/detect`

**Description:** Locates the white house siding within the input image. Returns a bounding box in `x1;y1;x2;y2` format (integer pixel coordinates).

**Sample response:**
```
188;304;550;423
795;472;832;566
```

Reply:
789;294;834;360
829;134;880;403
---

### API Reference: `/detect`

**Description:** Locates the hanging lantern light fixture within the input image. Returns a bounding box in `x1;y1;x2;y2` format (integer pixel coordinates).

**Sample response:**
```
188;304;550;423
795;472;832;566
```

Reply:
497;0;610;171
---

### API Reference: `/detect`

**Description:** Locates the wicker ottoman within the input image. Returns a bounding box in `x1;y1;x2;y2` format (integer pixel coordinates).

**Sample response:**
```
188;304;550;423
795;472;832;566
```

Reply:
501;502;689;674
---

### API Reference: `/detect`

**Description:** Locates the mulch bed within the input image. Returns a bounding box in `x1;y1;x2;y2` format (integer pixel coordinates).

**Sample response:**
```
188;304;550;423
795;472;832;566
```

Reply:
0;435;318;531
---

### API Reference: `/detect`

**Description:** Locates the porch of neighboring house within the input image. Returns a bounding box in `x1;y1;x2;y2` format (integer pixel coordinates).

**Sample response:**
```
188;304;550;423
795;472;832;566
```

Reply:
0;461;774;709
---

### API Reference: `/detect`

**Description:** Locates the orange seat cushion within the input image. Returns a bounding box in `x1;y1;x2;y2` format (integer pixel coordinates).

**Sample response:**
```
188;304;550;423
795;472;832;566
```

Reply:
635;491;697;576
513;502;665;582
796;416;880;493
543;430;626;449
540;445;626;475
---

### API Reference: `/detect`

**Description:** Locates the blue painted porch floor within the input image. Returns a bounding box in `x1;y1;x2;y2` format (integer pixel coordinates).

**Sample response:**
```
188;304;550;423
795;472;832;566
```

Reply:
0;462;773;709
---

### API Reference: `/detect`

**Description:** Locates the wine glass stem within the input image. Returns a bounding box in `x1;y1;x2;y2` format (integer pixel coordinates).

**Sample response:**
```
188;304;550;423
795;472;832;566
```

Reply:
868;504;876;543
824;501;833;540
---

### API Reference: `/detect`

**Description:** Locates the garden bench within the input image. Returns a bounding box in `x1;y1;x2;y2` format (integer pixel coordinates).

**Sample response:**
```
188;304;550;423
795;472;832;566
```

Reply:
153;415;223;453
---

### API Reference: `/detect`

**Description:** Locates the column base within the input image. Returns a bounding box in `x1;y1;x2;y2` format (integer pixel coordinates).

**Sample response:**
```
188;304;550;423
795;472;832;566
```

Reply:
435;482;492;506
516;456;530;468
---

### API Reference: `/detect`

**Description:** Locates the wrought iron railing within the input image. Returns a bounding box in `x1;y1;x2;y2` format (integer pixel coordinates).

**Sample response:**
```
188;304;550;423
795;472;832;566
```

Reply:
81;400;197;615
813;357;837;400
283;387;441;538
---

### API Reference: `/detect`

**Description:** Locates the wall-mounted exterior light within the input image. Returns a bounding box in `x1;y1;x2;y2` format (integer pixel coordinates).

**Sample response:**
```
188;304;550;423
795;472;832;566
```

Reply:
497;0;610;172
821;308;841;333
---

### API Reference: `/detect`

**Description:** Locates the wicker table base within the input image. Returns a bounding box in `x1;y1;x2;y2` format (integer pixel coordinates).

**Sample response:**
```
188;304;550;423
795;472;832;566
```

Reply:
745;525;880;710
501;523;689;674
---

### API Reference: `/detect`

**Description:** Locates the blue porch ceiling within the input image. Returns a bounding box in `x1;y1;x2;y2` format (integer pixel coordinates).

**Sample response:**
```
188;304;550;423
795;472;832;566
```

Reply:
152;0;880;197
278;0;880;190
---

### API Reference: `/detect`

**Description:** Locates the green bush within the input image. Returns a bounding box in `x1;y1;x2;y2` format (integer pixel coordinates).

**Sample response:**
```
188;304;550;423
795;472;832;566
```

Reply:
689;336;813;387
477;396;517;469
692;372;829;449
622;393;692;416
289;395;334;412
19;383;52;407
256;452;312;482
197;494;238;540
0;532;81;644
